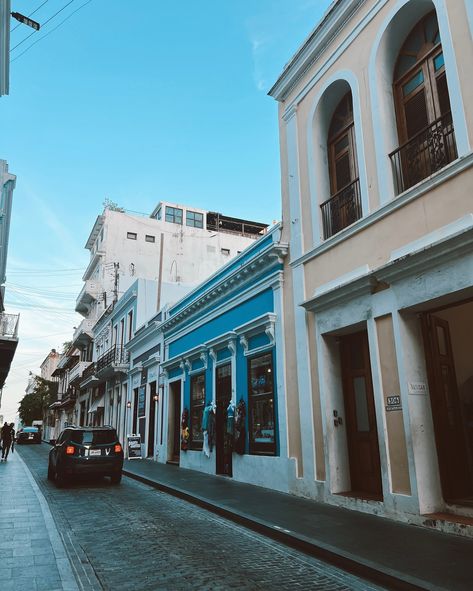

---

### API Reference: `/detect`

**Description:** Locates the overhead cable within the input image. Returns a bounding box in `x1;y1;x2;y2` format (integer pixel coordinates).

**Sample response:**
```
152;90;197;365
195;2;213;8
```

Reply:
11;0;93;62
11;0;50;32
11;0;76;52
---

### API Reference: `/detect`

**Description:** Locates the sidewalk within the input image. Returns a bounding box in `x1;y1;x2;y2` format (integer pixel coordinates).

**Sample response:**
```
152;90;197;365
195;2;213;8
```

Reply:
123;459;473;591
0;449;79;591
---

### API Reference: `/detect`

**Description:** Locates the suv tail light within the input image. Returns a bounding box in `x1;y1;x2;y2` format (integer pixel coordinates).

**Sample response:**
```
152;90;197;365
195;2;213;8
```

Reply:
66;446;75;455
114;444;122;453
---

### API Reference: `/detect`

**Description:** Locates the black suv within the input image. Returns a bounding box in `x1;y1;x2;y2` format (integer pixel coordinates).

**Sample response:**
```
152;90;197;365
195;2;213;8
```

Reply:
48;426;124;486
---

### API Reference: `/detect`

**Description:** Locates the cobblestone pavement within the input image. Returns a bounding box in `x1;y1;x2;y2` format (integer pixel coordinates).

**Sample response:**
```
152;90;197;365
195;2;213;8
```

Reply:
18;445;386;591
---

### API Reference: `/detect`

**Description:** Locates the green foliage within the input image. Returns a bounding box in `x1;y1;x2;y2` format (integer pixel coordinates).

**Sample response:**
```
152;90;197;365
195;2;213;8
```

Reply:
62;341;72;353
18;376;59;426
103;198;125;213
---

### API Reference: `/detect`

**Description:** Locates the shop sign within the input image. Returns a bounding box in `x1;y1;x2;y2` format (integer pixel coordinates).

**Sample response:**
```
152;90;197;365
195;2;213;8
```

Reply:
408;382;428;395
385;395;402;412
127;435;142;459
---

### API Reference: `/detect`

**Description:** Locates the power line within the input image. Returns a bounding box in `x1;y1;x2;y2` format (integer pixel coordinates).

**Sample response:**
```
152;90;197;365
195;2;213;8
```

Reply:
11;0;77;52
11;0;93;63
11;0;50;32
8;267;84;274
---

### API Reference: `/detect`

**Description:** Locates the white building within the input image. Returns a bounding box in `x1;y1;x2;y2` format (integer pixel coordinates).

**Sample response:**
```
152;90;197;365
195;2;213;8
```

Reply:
65;201;268;441
0;160;19;394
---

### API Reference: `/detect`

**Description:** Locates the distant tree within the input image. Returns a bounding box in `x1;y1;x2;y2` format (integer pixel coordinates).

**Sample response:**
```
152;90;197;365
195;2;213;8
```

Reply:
62;341;72;353
18;377;59;426
103;198;125;213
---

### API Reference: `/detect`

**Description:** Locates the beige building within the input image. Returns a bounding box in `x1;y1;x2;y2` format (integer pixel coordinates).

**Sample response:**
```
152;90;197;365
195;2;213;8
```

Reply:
270;0;473;534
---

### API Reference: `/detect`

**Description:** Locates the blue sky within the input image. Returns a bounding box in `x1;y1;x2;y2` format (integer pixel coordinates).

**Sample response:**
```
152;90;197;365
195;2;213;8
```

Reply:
0;0;332;422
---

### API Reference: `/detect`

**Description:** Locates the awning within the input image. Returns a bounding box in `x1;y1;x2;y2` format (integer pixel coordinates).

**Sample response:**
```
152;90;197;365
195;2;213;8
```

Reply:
88;395;105;414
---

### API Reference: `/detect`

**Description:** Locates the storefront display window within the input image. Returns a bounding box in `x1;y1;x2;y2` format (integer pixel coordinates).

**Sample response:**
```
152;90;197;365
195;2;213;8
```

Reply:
190;373;205;450
248;352;276;455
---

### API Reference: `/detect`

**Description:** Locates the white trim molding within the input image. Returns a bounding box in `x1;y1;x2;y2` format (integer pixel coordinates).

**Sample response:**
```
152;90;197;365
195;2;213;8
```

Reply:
369;0;471;204
306;70;370;247
269;0;367;101
291;151;473;269
234;313;277;357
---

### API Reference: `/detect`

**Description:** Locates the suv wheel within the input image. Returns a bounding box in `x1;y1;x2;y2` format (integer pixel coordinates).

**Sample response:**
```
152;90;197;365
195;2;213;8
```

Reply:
110;473;122;485
47;461;54;481
54;466;65;488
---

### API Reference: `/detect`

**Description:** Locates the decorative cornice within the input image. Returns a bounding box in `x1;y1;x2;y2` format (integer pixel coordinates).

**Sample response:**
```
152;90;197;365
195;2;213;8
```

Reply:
166;272;283;347
234;313;277;356
291;153;473;269
302;273;375;313
126;319;162;352
204;331;237;352
161;242;287;334
269;0;366;101
301;222;473;313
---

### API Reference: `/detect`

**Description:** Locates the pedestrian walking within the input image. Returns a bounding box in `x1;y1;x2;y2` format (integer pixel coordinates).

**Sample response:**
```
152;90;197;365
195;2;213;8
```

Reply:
10;424;15;453
1;422;13;461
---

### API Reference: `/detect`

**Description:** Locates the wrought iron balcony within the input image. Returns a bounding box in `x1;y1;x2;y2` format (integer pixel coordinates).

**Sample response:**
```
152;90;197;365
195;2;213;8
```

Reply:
320;178;362;240
72;318;95;346
68;361;92;385
75;280;100;316
96;345;129;376
0;313;20;388
80;361;98;387
390;113;457;195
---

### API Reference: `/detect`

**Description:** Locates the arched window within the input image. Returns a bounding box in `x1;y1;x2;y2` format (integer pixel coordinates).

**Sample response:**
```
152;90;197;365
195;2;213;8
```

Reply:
321;92;361;239
390;11;457;193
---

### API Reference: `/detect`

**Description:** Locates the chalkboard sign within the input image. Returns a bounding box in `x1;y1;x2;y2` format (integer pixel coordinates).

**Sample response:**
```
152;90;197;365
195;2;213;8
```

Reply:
127;435;142;459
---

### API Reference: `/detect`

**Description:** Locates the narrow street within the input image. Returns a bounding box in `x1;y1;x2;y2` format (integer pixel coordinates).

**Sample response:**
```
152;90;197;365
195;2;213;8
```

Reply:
16;444;384;591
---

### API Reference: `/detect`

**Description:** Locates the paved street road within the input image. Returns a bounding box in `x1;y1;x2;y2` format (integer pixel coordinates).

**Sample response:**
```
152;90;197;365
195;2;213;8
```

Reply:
18;444;385;591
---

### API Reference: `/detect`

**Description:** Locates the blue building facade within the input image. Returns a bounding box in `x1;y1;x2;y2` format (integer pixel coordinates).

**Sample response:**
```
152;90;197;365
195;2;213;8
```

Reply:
159;225;294;491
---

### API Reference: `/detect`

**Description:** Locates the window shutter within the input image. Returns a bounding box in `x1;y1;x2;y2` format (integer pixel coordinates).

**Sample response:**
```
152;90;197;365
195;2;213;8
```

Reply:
436;73;451;118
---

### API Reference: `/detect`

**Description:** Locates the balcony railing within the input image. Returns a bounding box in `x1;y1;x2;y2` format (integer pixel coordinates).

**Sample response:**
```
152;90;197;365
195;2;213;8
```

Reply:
68;361;92;384
320;178;362;240
96;345;129;374
0;313;19;339
81;362;96;381
390;113;457;195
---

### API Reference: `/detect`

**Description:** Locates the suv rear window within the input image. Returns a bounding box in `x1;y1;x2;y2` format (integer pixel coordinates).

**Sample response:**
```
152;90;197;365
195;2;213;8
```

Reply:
69;430;117;445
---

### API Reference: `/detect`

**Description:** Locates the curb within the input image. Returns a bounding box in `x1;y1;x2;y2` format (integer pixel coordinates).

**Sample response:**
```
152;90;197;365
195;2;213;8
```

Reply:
16;450;80;591
123;468;439;591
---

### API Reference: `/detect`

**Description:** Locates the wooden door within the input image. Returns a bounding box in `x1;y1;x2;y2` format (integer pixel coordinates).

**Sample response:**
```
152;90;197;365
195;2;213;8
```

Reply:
422;314;473;501
216;364;232;477
147;382;157;458
169;381;181;464
341;331;383;498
